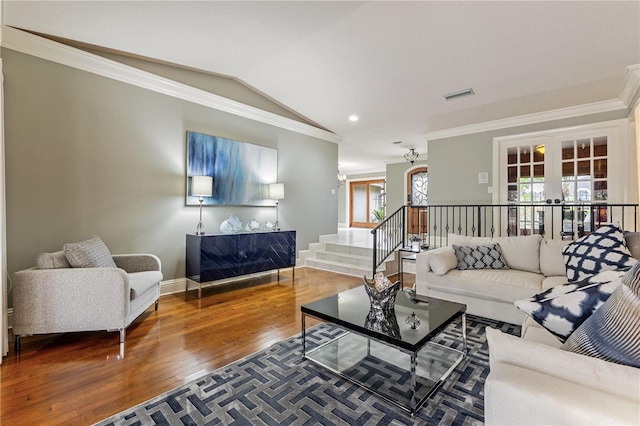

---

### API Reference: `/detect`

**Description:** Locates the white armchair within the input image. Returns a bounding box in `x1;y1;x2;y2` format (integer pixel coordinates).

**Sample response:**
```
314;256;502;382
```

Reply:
12;252;162;352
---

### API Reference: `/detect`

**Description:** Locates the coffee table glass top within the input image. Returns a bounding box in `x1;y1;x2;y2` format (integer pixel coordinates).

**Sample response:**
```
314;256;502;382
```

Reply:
301;286;466;352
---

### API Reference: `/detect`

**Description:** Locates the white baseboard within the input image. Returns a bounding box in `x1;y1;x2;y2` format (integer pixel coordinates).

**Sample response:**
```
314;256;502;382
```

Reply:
160;278;189;296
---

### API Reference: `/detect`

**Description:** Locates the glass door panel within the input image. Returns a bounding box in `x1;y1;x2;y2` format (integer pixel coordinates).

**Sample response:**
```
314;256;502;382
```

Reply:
352;184;367;223
501;131;612;239
407;168;428;234
350;180;386;228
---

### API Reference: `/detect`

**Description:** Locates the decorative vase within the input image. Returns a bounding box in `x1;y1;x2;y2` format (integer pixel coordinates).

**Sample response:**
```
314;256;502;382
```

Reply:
363;278;400;312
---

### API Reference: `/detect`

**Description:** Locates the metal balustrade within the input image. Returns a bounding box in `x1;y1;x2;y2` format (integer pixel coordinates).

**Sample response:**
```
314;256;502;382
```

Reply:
370;203;638;276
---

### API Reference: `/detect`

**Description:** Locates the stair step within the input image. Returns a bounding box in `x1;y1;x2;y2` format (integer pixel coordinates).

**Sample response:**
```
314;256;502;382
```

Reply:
323;242;373;257
314;250;372;267
305;257;386;277
318;233;339;243
308;242;324;252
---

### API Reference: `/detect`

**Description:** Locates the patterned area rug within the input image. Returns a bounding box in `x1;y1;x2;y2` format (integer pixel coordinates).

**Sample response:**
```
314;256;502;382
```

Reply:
96;315;520;425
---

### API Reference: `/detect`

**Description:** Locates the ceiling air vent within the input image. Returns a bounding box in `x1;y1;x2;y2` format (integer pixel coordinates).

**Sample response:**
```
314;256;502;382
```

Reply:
444;88;475;101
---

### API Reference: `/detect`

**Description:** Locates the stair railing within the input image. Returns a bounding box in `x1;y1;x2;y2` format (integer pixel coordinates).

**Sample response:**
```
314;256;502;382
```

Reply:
369;202;638;278
371;205;406;276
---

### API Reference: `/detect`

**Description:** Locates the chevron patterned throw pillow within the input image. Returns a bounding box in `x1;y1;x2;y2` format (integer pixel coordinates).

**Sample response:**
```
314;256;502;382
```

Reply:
452;243;509;270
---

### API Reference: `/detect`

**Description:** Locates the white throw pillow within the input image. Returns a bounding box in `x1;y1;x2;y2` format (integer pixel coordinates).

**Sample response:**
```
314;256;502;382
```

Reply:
427;247;457;275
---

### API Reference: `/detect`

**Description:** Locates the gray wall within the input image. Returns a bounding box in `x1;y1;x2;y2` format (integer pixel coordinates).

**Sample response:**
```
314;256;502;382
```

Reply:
3;48;338;286
428;111;629;204
385;161;428;213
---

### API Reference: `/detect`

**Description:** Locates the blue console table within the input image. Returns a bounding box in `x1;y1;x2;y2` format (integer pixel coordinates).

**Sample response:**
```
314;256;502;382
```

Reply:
186;230;296;298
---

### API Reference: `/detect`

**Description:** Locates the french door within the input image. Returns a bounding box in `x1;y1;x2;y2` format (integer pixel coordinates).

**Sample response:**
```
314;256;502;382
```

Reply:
496;120;627;238
350;179;385;228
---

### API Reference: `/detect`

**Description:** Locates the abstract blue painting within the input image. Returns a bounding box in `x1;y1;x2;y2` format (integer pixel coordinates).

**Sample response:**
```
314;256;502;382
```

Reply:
186;131;278;206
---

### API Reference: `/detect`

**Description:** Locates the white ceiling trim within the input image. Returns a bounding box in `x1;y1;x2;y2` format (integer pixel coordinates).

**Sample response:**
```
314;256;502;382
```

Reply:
0;26;343;144
620;64;640;107
423;98;628;142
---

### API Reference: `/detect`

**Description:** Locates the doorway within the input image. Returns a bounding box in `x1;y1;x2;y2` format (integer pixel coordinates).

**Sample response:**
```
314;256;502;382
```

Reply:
350;179;385;228
407;167;428;234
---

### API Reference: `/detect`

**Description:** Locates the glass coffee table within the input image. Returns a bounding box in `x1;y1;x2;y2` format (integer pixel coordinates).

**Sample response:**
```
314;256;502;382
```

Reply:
301;286;466;416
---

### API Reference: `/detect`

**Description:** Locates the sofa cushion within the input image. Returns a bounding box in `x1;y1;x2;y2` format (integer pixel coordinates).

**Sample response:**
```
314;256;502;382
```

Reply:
562;224;636;282
452;243;508;270
64;236;117;268
562;263;640;368
515;269;625;342
129;271;163;300
539;239;570;277
486;327;640;410
448;234;541;273
36;251;71;269
426;269;544;303
541;276;569;291
427;247;457;275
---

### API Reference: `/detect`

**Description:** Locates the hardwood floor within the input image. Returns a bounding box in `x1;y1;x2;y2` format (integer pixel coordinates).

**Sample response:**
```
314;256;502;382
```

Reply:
0;268;414;425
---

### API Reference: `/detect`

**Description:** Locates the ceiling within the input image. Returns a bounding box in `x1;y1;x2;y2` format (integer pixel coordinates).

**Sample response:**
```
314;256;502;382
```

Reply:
3;1;640;173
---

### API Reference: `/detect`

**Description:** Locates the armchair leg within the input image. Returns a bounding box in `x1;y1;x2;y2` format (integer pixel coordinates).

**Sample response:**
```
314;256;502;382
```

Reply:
119;328;125;344
15;335;21;353
155;299;159;311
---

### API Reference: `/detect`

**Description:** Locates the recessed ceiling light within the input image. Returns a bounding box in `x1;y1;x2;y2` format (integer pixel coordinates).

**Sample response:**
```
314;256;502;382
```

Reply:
444;88;475;101
348;115;359;122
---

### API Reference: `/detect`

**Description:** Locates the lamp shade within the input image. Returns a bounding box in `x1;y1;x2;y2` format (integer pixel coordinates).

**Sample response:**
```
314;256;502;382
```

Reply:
269;183;285;200
192;176;213;197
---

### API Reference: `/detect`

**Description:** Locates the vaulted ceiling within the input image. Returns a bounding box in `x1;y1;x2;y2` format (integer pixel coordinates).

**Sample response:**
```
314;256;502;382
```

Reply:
4;1;639;173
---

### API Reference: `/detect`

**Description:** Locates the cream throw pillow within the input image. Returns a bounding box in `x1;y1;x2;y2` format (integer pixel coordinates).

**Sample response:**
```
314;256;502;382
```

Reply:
427;247;457;275
64;235;116;268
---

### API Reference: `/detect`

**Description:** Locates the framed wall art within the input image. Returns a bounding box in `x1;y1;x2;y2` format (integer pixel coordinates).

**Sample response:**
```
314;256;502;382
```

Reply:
186;131;277;206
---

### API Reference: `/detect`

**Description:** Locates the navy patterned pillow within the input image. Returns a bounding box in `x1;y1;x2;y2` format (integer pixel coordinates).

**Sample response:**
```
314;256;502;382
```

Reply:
452;243;508;270
562;224;636;282
515;269;625;342
562;263;640;368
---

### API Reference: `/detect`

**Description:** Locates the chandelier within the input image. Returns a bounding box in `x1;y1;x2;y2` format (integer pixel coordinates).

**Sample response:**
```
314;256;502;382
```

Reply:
337;171;347;188
404;148;419;165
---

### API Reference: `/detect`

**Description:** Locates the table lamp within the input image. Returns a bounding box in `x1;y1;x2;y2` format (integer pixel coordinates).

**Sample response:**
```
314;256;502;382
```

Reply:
269;183;285;231
192;176;213;235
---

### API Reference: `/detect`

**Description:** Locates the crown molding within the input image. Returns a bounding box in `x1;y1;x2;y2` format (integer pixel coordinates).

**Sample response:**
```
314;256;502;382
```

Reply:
0;26;342;144
423;98;627;142
620;64;640;107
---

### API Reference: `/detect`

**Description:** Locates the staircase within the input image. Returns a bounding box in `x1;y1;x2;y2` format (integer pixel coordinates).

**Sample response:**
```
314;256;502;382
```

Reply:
298;230;399;278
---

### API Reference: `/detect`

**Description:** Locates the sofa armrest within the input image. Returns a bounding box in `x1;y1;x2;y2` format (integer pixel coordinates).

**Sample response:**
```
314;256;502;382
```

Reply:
12;267;131;334
113;254;161;273
486;327;640;403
